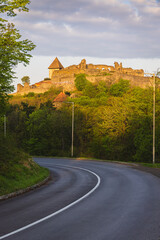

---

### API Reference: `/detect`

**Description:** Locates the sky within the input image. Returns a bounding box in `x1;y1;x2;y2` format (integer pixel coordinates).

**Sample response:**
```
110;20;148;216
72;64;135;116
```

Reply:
12;0;160;89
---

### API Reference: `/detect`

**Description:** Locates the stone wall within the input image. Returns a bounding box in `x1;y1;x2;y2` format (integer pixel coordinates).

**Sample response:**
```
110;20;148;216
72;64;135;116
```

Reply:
15;58;152;95
16;80;53;95
118;73;152;88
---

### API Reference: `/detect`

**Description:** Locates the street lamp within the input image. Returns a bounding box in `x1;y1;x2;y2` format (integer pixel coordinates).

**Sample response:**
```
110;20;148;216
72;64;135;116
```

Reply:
66;102;74;157
146;69;160;164
153;69;160;164
153;73;155;164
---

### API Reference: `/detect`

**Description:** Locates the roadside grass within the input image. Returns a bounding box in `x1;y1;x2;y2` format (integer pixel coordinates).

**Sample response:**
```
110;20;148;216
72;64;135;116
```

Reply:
139;163;160;168
0;135;49;196
0;156;49;196
75;157;160;168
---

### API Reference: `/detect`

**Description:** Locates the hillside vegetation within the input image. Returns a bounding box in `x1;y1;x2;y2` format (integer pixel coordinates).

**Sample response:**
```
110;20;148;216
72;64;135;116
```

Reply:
7;75;160;163
0;134;49;196
0;0;49;197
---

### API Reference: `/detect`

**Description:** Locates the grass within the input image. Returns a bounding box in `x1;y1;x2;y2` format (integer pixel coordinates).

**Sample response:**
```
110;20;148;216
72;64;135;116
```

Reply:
139;163;160;168
75;157;160;168
0;135;49;196
0;154;49;196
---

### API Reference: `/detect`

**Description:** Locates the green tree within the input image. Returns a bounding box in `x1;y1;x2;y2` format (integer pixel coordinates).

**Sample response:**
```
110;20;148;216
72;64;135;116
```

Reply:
75;74;88;91
0;0;30;19
26;107;71;156
96;80;108;94
0;0;35;115
110;79;130;97
133;118;152;162
21;76;30;85
83;82;98;98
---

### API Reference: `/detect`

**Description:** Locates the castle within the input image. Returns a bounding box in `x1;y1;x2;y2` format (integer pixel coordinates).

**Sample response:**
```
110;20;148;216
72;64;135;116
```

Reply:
16;57;152;95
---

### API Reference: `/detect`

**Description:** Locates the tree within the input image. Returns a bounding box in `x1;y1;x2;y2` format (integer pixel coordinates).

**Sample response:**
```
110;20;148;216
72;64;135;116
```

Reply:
0;0;30;20
0;0;36;115
75;74;88;91
83;82;98;98
21;76;30;85
110;79;130;97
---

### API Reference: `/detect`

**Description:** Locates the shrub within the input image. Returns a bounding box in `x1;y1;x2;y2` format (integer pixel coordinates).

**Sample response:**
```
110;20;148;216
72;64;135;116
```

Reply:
110;79;130;97
75;74;87;91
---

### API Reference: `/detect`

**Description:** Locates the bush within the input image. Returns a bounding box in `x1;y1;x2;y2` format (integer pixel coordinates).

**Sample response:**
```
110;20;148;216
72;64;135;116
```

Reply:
24;92;35;97
75;74;88;91
110;79;130;97
83;82;98;98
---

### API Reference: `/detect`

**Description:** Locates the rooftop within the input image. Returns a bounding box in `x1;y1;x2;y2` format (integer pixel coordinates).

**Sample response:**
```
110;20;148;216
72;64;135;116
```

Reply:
53;92;68;102
48;57;64;69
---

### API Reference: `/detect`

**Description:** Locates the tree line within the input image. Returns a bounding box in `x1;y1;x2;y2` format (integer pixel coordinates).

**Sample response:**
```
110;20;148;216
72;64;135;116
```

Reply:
0;0;159;164
2;75;160;163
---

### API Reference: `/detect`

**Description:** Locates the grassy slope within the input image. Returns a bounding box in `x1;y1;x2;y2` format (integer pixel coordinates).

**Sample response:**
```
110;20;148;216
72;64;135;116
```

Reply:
0;158;49;196
10;87;62;107
0;137;49;196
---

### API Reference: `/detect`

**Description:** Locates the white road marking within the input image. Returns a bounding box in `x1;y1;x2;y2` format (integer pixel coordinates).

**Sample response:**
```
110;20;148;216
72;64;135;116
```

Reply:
0;165;101;239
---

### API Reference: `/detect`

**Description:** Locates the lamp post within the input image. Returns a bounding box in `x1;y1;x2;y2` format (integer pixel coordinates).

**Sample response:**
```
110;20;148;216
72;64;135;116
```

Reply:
153;74;155;164
66;102;74;157
145;69;160;164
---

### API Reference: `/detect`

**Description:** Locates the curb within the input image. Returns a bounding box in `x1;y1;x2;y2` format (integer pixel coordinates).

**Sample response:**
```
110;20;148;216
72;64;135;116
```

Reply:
0;174;51;201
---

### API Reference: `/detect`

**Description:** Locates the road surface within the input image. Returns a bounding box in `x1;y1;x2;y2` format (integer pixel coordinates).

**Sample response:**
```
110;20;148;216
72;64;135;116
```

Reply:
0;157;160;240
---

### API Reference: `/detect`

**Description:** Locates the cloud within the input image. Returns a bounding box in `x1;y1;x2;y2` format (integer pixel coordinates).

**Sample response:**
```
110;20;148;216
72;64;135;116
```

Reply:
10;0;160;58
63;24;74;33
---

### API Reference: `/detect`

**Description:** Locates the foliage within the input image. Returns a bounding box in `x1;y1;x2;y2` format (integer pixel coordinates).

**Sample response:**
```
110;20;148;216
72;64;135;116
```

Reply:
0;1;47;196
24;92;35;97
6;79;160;163
83;82;98;98
0;0;30;20
0;0;35;115
96;80;108;93
75;74;88;91
26;107;72;156
0;141;49;195
9;87;62;107
21;76;30;85
110;79;130;97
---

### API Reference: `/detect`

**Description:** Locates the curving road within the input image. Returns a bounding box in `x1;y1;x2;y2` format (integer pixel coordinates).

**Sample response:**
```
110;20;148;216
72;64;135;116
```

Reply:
1;158;160;240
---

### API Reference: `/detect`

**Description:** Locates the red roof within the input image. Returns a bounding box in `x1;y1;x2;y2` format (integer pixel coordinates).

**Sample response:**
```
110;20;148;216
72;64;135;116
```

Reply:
48;57;64;69
33;80;51;87
53;92;67;102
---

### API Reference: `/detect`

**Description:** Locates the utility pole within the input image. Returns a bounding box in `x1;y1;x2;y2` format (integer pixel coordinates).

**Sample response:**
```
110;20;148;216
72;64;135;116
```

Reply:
153;74;155;164
145;72;157;164
71;102;74;157
153;68;160;164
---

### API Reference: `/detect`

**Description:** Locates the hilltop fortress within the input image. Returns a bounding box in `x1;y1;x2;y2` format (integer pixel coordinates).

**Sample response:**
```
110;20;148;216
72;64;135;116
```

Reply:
16;57;152;95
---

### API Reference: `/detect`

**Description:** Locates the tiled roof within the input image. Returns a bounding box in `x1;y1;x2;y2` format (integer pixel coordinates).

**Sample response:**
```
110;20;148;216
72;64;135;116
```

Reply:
33;80;51;87
53;92;67;102
48;57;64;69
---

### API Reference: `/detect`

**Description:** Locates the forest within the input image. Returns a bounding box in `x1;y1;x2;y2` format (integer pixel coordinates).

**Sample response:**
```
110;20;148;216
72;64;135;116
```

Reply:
1;75;160;163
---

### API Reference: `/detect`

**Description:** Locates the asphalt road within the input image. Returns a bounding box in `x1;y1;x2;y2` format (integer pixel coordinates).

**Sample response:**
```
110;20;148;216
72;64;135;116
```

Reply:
1;157;160;240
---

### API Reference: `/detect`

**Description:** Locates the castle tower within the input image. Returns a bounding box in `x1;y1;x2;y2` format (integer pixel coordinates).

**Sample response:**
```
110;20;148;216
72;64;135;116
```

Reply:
48;57;64;79
79;59;87;69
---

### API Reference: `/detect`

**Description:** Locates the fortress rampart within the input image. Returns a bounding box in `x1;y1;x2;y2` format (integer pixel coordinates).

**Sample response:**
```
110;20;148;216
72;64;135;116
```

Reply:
15;58;152;95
